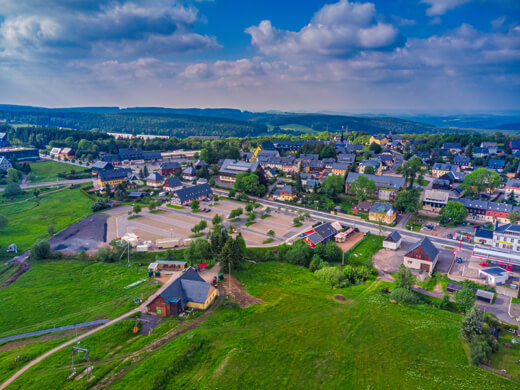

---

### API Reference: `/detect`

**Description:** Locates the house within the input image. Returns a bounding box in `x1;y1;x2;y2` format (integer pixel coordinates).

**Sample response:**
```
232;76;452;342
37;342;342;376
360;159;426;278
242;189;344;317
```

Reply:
478;267;509;286
0;132;10;148
273;184;297;201
474;228;494;246
369;135;389;145
159;162;181;176
335;228;354;243
369;203;396;224
162;176;183;192
145;172;164;188
346;144;364;153
146;267;218;317
488;159;505;172
194;160;208;170
432;163;458;178
148;261;187;273
182;166;197;181
331;162;349;176
453;155;471;169
345;172;405;201
59;147;75;160
442;142;462;153
128;191;145;199
119;148;144;161
301;222;340;248
0;156;12;171
353;201;372;214
91;161;114;174
196;178;208;185
0;147;39;162
510;140;520;153
481;142;498;155
337;153;356;165
403;237;439;274
50;147;62;157
304;179;320;192
505;178;520;202
439;170;466;184
473;147;489;158
218;159;263;183
383;231;402;250
171;184;213;206
432;179;451;191
422;190;449;213
97;168;132;187
358;159;382;175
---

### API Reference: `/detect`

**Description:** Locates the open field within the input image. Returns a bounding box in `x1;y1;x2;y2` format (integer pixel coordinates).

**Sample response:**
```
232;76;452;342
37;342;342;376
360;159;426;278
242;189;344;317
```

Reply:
29;160;89;183
7;262;518;389
0;260;157;338
0;188;94;259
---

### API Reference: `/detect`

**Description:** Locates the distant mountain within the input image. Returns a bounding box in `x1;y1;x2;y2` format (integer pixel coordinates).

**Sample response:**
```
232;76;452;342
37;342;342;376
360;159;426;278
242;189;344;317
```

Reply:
490;123;520;131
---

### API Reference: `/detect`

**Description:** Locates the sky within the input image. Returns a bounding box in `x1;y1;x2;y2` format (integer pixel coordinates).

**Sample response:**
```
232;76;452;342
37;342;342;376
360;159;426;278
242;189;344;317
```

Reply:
0;0;519;113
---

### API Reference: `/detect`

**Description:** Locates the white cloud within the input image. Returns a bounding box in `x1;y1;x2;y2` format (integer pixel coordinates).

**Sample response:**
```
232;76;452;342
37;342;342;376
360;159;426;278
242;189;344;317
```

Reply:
421;0;472;16
245;0;400;57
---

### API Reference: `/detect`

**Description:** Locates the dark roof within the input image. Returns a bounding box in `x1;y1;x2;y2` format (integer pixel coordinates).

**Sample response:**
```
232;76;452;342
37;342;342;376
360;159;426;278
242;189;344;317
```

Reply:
146;172;164;181
128;191;145;198
160;161;181;170
314;223;338;240
98;168;132;181
346;172;405;190
446;282;463;292
495;223;520;234
453;155;471;164
433;163;457;171
306;232;324;245
281;184;296;194
143;152;162;160
479;267;508;276
175;184;212;202
384;231;402;243
91;161;113;170
405;237;439;262
442;142;461;149
164;176;182;187
488;159;505;168
475;228;493;239
195;160;208;168
182;166;197;175
160;267;211;305
370;202;395;214
119;148;143;160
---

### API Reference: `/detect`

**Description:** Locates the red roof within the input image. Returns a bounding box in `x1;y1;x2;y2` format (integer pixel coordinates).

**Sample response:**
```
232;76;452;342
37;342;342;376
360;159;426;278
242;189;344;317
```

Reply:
198;263;208;268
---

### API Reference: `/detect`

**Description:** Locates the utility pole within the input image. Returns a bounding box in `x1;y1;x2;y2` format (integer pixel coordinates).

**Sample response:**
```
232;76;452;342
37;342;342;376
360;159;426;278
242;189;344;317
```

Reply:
228;262;231;296
342;250;345;266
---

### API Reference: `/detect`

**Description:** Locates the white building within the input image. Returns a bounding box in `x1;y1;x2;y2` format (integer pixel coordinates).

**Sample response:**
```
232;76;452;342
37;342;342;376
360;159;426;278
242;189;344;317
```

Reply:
0;156;12;171
478;267;509;286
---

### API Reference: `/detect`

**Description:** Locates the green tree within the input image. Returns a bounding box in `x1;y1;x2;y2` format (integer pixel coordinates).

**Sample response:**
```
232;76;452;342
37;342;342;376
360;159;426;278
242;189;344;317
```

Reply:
350;175;376;201
460;304;483;342
319;145;336;159
285;240;313;267
398;157;422;188
31;240;53;260
234;172;267;197
454;288;476;313
149;200;156;212
440;201;469;224
219;237;242;271
309;254;322;272
369;142;382;154
4;182;21;198
394;188;421;213
469;336;492;365
48;222;55;237
322;175;344;199
245;203;254;212
462;168;500;196
96;246;114;263
184;239;212;263
394;265;415;289
210;224;229;255
324;240;343;263
191;220;208;233
7;168;21;183
508;209;519;224
315;266;346;288
364;166;376;175
267;229;275;236
507;190;516;205
191;199;199;211
0;215;8;229
212;214;223;225
133;204;142;215
229;208;243;218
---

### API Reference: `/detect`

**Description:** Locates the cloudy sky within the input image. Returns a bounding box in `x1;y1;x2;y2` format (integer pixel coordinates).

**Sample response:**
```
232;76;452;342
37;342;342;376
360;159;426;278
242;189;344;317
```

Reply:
0;0;519;112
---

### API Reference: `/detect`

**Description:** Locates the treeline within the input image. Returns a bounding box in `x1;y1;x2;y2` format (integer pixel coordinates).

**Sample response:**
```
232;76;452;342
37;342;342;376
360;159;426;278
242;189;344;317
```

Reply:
0;110;267;138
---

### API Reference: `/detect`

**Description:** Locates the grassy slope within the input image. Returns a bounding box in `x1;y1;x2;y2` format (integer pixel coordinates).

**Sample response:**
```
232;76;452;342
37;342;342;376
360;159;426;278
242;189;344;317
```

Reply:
10;262;516;389
0;188;93;257
29;160;87;183
0;260;157;338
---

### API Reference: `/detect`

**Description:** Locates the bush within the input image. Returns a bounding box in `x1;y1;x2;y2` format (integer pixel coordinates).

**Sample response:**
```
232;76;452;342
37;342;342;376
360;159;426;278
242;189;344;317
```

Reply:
31;240;53;260
394;265;415;289
96;246;115;263
91;199;108;212
315;266;347;288
469;336;492;365
0;215;8;229
390;288;422;304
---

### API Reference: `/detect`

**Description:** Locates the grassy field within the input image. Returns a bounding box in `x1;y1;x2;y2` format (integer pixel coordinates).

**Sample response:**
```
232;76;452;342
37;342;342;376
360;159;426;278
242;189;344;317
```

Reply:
0;260;157;338
279;124;316;133
29;160;89;183
0;187;93;258
345;234;384;266
7;262;518;389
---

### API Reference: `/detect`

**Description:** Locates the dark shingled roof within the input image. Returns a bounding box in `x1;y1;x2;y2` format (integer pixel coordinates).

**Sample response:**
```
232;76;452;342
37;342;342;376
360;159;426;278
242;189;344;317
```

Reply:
384;231;401;243
405;237;439;262
160;161;181;170
314;223;338;240
159;267;211;306
175;184;212;203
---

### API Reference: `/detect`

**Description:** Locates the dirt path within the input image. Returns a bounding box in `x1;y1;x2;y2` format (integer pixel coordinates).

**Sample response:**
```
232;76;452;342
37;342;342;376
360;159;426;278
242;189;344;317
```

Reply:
0;261;31;288
220;275;262;308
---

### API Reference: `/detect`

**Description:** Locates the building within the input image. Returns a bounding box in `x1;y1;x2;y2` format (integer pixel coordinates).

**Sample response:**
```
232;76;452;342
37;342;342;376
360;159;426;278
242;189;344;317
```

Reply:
97;168;132;187
358;159;382;175
218;159;263;183
345;172;405;201
473;147;489;158
119;148;144;161
0;147;39;162
59;147;75;160
163;176;183;192
510;140;520;153
171;184;213;206
432;163;458;178
145;172;164;188
91;161;114;174
488;159;506;172
403;237;439;274
337;153;356;165
453;155;471;169
182;166;197;182
383;231;402;250
478;267;510;286
0;132;10;148
353;201;372;214
369;135;389;145
422;190;449;213
194;160;208;170
432;179;451;191
0;156;12;171
49;147;61;157
505;178;520;202
330;162;349;176
146;267;218;317
300;222;341;248
474;228;494;246
273;184;297;201
481;142;498;155
148;261;187;273
369;203;396;224
159;162;182;176
442;142;462;153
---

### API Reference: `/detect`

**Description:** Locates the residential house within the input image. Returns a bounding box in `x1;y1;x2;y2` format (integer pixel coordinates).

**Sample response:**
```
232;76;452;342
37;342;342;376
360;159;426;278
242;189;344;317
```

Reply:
146;172;165;188
432;178;451;191
50;147;62;157
182;166;197;182
505;178;520;201
59;147;75;160
432;163;459;178
273;184;297;201
163;176;183;192
159;162;181;176
0;132;10;148
453;155;471;169
474;228;494;246
422;190;449;212
369;135;389;145
218;159;263;183
194;160;208;170
304;179;320;193
146;267;218;317
171;184;213;206
304;159;325;173
97;168;132;188
488;159;505;172
353;201;372;214
439;170;466;184
301;222;340;248
473;147;489;158
369;202;396;224
0;156;12;171
451;198;520;224
345;144;364;153
282;158;300;174
345;172;405;201
442;142;462;153
403;237;439;274
510;140;520;153
481;142;498;155
331;162;349;176
196;178;208;185
337;153;356;165
322;158;335;169
91;161;114;174
148;261;187;273
358;159;382;175
383;231;402;250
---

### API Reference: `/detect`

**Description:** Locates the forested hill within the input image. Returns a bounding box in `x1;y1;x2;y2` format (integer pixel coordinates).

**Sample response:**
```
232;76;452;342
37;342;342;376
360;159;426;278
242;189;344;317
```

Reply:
0;105;438;137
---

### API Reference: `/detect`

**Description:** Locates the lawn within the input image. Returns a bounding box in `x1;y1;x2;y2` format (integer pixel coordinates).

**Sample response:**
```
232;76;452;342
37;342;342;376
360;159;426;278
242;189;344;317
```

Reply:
0;260;158;338
345;234;384;266
0;187;93;259
8;262;517;389
29;160;89;183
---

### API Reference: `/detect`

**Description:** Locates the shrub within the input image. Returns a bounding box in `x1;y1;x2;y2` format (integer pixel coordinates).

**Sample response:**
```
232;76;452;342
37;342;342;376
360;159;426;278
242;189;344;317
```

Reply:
390;288;422;304
91;199;108;212
469;336;492;365
460;305;483;342
315;266;347;288
31;240;53;260
394;265;415;289
454;288;476;313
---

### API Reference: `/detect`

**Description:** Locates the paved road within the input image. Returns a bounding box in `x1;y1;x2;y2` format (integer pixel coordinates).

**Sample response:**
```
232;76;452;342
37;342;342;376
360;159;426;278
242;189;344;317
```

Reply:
0;178;93;192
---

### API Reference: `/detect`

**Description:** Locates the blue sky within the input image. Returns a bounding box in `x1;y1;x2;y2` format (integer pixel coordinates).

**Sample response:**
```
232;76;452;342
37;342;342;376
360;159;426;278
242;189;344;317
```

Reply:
0;0;518;112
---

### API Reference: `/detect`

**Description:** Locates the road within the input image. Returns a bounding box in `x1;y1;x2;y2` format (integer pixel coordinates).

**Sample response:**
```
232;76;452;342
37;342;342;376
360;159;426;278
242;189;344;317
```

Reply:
0;178;93;193
0;270;180;390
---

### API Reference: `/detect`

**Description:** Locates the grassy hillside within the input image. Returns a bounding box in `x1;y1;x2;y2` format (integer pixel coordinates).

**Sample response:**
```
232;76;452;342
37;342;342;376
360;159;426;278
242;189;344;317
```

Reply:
8;262;517;389
0;187;93;258
29;161;89;183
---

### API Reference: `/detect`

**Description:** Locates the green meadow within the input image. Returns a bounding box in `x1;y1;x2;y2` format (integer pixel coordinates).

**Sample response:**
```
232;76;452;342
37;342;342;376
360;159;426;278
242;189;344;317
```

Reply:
29;160;89;183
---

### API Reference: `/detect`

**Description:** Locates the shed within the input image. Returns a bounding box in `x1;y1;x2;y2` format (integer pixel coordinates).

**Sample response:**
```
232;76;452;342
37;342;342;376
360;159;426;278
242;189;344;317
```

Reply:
478;267;509;286
476;289;494;304
383;231;402;250
446;282;463;293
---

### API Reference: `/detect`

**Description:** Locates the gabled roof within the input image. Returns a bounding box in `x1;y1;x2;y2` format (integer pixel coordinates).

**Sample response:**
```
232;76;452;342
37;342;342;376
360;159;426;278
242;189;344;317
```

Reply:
370;202;395;215
146;172;164;181
453;155;470;164
164;176;182;188
219;159;259;175
384;231;401;243
332;162;349;171
346;172;405;190
280;184;296;194
182;166;197;175
91;161;113;170
423;190;449;203
314;222;338;239
488;159;505;168
442;142;461;149
160;161;181;170
160;267;212;305
475;228;493;240
432;163;457;171
175;184;212;202
405;237;439;262
98;168;132;182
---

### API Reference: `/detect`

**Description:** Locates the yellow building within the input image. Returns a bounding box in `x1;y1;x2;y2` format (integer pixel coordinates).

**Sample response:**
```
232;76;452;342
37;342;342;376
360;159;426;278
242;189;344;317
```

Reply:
97;169;130;187
431;163;458;178
369;202;396;224
358;160;383;175
186;286;218;310
369;135;389;145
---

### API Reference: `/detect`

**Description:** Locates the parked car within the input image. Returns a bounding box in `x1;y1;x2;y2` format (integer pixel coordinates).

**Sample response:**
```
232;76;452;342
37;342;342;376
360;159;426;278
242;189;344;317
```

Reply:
456;257;463;264
204;208;211;213
472;224;480;228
